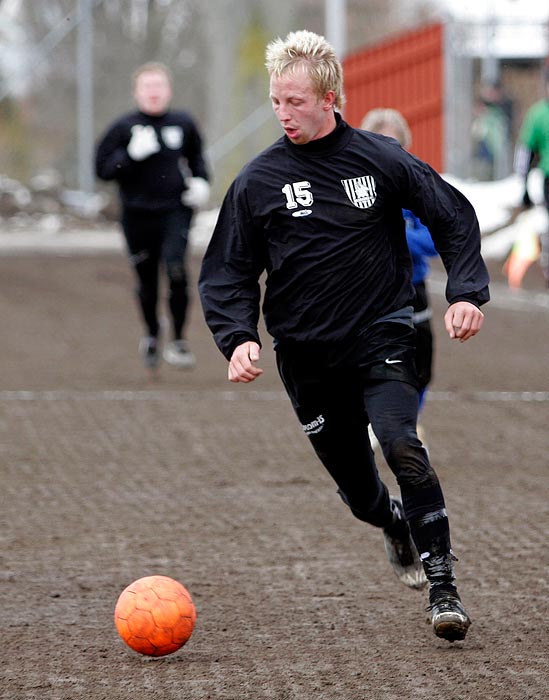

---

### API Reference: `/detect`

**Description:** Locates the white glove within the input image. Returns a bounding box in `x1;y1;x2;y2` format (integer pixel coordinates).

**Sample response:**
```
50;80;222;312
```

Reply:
127;125;160;161
181;177;210;208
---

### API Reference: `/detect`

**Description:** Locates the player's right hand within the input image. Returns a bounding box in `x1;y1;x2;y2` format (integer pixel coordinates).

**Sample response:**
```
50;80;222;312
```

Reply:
127;125;160;161
228;342;263;383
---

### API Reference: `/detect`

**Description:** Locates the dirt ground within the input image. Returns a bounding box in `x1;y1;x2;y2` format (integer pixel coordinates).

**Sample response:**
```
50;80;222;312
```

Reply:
1;247;548;700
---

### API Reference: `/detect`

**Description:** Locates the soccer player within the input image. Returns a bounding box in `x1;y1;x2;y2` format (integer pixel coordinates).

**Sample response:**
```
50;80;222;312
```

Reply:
199;31;489;642
96;62;210;369
514;59;549;286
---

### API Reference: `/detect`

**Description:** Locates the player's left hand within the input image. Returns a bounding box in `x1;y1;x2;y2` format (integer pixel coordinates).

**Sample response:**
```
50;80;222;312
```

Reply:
182;177;210;208
444;301;484;342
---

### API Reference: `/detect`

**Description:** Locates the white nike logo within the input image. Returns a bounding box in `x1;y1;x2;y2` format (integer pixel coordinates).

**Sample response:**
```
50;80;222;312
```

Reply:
385;358;403;364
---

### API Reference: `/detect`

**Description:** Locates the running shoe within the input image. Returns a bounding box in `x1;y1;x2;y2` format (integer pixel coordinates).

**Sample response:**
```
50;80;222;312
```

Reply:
139;336;159;369
163;340;195;369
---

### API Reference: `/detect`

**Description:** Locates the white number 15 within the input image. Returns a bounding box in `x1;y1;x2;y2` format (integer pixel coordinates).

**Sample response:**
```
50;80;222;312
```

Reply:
281;181;313;209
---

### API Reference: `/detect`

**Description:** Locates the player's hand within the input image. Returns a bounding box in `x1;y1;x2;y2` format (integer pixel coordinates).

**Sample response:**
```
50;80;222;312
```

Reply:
182;177;210;208
127;125;160;161
228;342;263;383
444;301;484;343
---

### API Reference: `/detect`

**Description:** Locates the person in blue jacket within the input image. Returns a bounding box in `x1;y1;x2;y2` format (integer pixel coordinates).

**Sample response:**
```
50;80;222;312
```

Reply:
361;109;438;413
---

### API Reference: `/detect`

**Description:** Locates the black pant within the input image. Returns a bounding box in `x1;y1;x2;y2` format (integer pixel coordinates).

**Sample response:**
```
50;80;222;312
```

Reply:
121;206;193;339
275;318;451;554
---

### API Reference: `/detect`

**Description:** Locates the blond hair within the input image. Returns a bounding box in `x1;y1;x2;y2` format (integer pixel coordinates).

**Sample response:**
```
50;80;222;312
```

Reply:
360;108;412;148
132;61;172;86
265;30;345;110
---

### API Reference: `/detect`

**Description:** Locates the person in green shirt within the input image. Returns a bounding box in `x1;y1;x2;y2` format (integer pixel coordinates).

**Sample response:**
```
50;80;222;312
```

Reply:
514;60;549;285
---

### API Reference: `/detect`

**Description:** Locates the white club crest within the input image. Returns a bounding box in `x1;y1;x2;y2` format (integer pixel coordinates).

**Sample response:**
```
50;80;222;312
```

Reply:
341;175;377;209
161;126;184;150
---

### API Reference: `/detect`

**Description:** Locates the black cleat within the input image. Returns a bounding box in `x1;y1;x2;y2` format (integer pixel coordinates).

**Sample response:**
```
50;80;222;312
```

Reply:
429;588;471;642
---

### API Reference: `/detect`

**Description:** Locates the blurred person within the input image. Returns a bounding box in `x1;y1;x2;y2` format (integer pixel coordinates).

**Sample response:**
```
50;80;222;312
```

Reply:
199;30;489;643
514;59;549;286
360;108;438;424
95;62;210;369
471;81;513;181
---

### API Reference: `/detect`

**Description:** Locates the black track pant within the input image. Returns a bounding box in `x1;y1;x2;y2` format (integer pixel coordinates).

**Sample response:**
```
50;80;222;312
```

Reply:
121;205;193;339
275;317;452;556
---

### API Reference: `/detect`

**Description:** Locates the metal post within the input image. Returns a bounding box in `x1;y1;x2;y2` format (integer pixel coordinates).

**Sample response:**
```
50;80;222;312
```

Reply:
325;0;347;59
444;21;474;179
77;0;94;194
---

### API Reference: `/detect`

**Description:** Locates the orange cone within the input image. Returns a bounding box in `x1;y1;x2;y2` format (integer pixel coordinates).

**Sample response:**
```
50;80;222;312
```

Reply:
502;231;540;289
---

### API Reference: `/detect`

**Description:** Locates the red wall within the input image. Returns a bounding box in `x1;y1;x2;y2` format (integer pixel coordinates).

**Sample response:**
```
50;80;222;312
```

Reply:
343;23;444;172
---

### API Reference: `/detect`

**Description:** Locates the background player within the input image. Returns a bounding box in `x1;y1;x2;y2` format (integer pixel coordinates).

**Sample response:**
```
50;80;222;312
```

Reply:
514;58;549;286
96;62;210;369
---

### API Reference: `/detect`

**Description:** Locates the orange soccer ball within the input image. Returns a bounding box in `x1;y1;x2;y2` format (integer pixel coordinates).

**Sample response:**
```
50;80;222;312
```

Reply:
114;575;196;656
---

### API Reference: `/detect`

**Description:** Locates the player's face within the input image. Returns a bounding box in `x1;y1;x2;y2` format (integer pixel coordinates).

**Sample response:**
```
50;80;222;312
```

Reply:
269;67;336;144
134;70;172;116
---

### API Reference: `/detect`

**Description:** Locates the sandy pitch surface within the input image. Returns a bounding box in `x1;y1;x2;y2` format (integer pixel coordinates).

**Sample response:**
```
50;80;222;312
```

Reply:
1;251;548;699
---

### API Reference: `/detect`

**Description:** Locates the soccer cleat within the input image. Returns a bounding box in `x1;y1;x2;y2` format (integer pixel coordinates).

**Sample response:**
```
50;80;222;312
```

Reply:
383;497;427;590
139;336;159;369
163;340;195;369
428;587;471;642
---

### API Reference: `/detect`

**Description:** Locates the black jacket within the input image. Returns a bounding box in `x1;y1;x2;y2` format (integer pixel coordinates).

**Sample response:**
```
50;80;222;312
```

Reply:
95;110;209;211
199;116;489;360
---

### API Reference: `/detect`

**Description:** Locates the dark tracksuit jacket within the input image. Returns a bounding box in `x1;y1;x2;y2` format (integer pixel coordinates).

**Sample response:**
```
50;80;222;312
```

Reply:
199;115;490;529
95;109;209;211
199;115;489;361
95;109;209;340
